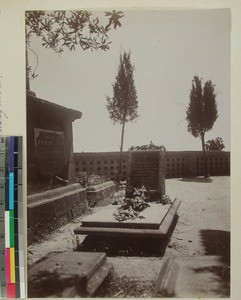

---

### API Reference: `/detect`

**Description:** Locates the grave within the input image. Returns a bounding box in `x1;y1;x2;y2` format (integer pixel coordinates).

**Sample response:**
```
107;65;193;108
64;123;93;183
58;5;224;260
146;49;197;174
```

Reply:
126;150;165;200
153;255;230;297
74;149;180;245
74;198;181;239
28;251;113;298
81;204;170;229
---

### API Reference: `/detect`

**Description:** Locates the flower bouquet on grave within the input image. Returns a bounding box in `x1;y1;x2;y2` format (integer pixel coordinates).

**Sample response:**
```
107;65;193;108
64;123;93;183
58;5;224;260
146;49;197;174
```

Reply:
112;186;150;222
155;194;172;205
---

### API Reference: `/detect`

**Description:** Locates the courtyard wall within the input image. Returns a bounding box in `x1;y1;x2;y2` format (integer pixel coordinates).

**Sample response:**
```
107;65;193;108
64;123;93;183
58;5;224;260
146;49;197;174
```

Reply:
74;151;230;179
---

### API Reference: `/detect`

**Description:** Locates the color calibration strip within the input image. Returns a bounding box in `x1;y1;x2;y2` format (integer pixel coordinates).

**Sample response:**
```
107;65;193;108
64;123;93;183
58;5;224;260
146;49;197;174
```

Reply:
0;136;25;298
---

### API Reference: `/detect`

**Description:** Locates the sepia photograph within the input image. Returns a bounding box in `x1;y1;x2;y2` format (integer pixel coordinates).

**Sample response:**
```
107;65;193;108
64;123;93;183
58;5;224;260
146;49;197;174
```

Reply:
25;8;231;298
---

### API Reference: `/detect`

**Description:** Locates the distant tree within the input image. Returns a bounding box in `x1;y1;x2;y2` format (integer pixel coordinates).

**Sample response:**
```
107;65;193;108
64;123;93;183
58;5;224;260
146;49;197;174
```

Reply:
25;10;124;88
205;137;225;151
106;51;138;179
129;141;166;151
186;75;218;177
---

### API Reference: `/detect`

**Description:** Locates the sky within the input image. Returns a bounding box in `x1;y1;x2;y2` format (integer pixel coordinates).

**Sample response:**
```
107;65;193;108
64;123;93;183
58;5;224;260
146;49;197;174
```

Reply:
27;9;231;153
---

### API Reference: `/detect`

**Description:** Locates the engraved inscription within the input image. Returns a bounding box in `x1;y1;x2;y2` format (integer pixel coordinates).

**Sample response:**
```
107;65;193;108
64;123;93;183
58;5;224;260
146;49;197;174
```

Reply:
34;128;66;175
130;152;159;190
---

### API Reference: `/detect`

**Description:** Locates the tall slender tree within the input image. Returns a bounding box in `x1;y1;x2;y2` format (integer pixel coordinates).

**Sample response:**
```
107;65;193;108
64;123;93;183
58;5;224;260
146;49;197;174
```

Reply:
186;75;218;177
106;51;138;179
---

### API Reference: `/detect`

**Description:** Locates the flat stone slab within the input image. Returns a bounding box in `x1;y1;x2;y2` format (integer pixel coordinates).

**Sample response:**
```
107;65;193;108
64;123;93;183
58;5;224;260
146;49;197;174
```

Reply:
28;251;113;297
81;204;170;229
153;255;230;298
74;198;181;239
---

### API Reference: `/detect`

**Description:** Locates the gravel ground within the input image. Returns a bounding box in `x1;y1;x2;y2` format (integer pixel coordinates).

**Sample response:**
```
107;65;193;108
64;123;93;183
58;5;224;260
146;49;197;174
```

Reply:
27;176;230;297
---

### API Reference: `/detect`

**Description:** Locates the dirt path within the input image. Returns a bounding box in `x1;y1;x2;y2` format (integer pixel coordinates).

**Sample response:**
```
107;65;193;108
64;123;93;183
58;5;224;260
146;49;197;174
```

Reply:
165;176;230;257
27;176;230;297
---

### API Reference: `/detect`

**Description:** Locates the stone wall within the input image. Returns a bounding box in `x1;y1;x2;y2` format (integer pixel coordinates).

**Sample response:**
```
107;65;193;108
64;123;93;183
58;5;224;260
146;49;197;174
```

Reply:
74;151;230;179
27;181;121;245
86;181;119;207
27;184;87;245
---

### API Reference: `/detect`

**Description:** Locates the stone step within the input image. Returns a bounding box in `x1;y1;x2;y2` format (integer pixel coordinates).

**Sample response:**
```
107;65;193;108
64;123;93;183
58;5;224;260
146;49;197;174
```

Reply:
28;251;113;297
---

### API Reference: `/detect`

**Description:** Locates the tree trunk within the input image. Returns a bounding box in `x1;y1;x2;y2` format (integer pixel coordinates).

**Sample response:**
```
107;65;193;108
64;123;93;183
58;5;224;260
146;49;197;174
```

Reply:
26;49;30;90
201;132;209;178
26;27;30;91
119;121;126;181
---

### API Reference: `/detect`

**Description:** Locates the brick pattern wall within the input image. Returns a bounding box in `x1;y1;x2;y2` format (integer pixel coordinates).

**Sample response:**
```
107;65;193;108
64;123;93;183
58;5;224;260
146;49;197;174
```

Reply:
75;152;129;179
159;149;166;194
165;151;230;178
74;151;230;179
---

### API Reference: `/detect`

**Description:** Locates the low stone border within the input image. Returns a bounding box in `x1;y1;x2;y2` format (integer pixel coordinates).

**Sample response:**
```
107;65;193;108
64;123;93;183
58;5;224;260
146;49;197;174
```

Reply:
86;181;119;207
27;183;87;245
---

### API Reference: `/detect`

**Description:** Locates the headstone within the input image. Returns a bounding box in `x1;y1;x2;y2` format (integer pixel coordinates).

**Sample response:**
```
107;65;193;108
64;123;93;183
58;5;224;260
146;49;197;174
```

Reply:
126;150;165;200
27;92;82;186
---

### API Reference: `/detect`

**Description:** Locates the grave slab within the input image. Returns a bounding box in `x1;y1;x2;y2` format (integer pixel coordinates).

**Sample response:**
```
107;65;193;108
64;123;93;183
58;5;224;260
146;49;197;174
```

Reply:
74;198;181;239
81;204;170;229
28;251;113;297
153;255;230;298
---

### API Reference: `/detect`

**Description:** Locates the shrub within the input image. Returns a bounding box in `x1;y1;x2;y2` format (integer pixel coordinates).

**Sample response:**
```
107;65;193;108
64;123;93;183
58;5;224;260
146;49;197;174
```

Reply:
76;171;107;188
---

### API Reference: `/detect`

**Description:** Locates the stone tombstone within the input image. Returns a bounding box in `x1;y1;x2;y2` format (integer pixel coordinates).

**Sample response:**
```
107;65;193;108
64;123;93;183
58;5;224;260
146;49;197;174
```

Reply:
27;91;82;186
126;150;165;200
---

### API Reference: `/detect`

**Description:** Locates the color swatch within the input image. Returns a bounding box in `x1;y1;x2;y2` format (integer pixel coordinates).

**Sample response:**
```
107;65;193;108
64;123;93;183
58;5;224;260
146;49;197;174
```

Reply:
0;136;25;298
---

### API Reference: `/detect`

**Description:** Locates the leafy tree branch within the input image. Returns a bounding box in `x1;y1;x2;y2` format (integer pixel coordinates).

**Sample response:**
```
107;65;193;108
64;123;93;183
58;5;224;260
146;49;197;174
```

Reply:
25;10;124;88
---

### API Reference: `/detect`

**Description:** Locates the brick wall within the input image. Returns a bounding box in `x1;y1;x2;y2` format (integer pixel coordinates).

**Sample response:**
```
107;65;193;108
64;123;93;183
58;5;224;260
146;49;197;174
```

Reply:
75;152;129;179
74;151;230;179
165;151;230;178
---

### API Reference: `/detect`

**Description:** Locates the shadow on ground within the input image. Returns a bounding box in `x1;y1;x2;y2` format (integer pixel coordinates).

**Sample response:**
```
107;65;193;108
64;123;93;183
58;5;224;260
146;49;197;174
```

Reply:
200;229;230;264
179;177;213;183
200;229;230;297
76;216;179;257
76;236;169;257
